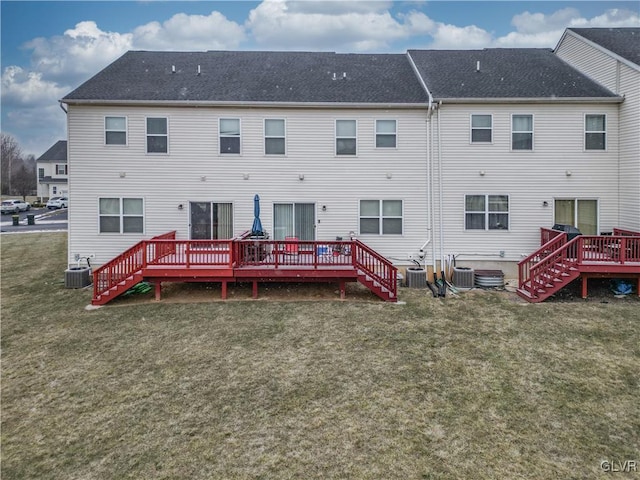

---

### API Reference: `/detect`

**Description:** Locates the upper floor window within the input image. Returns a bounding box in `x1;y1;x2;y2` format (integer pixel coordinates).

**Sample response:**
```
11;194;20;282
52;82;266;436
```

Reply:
38;168;45;179
56;164;67;175
336;120;357;155
471;114;492;143
146;117;168;153
585;114;606;150
512;114;533;150
264;119;285;155
105;116;127;145
99;197;144;234
376;120;397;148
360;200;403;235
220;118;240;154
465;195;509;230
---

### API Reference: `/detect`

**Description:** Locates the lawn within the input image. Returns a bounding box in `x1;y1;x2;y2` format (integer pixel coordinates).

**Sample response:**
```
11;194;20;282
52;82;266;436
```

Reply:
2;232;639;479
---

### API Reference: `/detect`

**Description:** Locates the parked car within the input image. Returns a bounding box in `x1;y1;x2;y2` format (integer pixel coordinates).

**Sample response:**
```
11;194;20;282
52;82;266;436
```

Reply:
1;199;31;214
46;196;68;209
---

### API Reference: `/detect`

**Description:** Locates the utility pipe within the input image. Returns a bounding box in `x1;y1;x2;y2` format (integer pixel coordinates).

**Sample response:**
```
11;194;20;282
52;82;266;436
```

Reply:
437;102;445;280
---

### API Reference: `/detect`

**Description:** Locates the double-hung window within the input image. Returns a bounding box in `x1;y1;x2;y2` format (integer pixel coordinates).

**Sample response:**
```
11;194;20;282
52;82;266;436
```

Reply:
465;195;509;230
146;117;168;153
336;120;356;155
471;114;492;143
56;164;67;175
511;114;533;150
220;118;241;154
99;198;144;234
360;200;403;235
585;114;606;150
265;119;285;155
376;120;397;148
105;116;127;145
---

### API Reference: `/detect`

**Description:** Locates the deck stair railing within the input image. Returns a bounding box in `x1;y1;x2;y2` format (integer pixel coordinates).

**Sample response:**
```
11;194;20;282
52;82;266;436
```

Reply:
517;228;640;302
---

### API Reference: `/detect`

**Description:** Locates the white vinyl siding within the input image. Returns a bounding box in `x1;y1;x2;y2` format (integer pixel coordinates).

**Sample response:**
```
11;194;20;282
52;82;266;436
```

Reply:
66;106;428;266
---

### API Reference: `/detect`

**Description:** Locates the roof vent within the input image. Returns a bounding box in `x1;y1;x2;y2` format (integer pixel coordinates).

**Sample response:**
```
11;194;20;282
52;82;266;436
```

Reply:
332;72;337;81
343;72;346;79
476;61;480;72
197;65;201;75
171;65;176;74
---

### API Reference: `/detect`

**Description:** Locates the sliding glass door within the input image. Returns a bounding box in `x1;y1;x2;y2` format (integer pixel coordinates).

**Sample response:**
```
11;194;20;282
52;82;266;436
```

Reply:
554;199;598;235
273;203;315;240
190;202;233;239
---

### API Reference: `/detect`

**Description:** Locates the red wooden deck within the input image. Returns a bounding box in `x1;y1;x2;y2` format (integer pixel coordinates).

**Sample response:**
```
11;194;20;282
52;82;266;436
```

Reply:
518;227;640;302
92;232;398;305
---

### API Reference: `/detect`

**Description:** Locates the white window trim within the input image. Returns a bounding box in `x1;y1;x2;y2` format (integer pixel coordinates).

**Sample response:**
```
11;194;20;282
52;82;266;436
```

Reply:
98;197;145;235
104;116;128;146
219;118;242;155
584;114;607;151
335;119;357;156
470;114;493;144
55;164;68;175
264;118;286;156
358;199;404;236
464;194;510;231
375;119;398;149
145;117;169;155
511;114;534;152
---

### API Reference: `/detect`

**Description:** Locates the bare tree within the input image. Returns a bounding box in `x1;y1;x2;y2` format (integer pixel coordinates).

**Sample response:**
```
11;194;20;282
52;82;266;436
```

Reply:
12;162;36;200
1;133;23;196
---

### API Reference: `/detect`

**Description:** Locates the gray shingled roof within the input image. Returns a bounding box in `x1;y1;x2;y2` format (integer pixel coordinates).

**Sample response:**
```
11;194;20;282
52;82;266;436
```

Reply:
37;140;67;163
408;48;619;100
63;51;428;104
568;28;640;67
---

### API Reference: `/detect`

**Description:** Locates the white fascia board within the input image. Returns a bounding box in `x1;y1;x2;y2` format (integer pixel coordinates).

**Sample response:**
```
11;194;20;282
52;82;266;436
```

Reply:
59;99;429;109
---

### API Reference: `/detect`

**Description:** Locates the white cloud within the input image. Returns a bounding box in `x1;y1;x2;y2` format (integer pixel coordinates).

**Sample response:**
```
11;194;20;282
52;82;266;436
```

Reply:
132;11;246;50
246;0;426;51
1;66;68;108
428;24;493;49
26;21;133;83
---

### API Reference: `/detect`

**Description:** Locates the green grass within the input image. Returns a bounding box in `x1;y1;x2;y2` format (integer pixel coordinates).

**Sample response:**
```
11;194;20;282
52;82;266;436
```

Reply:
2;232;639;479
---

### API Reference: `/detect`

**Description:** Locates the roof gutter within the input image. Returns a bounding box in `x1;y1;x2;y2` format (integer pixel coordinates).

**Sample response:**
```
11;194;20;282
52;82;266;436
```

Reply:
431;96;624;104
58;99;429;109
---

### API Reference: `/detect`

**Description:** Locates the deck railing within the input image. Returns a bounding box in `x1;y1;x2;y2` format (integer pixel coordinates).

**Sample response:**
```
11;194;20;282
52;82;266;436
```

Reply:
518;231;567;290
93;233;398;303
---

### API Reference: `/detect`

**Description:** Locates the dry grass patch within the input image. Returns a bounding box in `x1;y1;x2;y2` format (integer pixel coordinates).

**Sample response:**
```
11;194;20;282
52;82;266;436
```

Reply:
2;233;639;479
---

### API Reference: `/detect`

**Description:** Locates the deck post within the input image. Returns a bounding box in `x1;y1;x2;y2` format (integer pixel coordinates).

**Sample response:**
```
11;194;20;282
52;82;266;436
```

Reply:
154;281;162;301
581;275;588;299
339;280;346;299
221;281;228;300
252;280;258;299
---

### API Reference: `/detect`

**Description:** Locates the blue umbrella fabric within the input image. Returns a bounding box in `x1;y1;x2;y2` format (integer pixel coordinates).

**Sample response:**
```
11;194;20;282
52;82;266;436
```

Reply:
252;194;264;236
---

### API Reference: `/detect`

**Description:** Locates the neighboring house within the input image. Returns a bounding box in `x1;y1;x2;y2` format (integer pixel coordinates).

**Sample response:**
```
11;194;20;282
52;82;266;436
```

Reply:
36;140;69;199
59;28;638;278
555;27;640;232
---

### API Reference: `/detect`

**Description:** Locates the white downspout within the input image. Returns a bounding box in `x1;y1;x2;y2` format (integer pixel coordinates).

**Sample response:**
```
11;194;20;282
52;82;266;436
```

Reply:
437;102;445;278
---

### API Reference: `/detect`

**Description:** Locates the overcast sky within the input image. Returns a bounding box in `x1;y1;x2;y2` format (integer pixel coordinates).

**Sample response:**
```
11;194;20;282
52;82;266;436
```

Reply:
1;0;639;157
